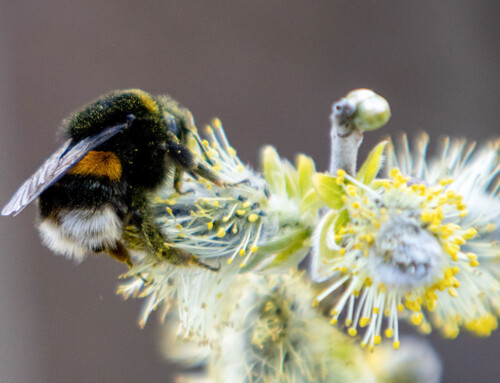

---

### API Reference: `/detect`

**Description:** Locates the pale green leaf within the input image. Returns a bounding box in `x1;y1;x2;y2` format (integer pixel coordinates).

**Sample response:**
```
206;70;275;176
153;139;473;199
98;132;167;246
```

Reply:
262;229;311;271
356;140;388;184
240;228;308;272
312;173;345;209
300;189;324;219
296;154;316;196
283;160;299;200
314;210;341;272
261;146;286;194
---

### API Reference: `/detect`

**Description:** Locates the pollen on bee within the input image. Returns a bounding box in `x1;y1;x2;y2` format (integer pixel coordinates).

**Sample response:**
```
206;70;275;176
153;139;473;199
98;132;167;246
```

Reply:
128;89;159;114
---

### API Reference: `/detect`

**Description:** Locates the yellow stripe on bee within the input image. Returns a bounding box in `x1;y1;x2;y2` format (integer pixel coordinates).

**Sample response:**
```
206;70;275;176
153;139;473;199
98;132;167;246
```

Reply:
68;151;122;181
127;89;159;114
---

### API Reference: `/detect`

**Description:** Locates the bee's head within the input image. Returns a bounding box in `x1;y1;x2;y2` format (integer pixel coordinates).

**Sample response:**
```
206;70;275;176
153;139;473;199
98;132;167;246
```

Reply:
66;89;161;140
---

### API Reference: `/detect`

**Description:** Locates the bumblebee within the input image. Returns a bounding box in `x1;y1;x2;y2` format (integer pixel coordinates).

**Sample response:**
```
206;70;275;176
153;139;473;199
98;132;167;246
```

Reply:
2;89;220;267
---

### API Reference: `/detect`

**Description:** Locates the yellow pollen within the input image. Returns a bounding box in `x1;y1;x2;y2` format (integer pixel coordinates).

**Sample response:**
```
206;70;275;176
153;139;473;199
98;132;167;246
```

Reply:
469;260;479;267
411;312;423;325
443;324;459;339
443;242;460;260
393;341;400;350
390;168;401;178
129;89;159;113
419;322;432;334
348;327;357;337
421;211;434;223
485;223;497;232
212;118;222;130
385;328;394;338
440;178;454;186
216;228;226;238
463;228;478;240
425;299;437;313
361;234;374;244
248;214;259;222
346;185;357;196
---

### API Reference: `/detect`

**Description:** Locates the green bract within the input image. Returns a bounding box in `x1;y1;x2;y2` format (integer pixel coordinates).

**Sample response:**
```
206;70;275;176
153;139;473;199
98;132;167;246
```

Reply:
346;89;391;131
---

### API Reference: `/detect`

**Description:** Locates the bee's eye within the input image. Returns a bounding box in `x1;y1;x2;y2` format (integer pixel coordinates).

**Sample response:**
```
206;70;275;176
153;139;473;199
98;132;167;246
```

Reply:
164;113;181;137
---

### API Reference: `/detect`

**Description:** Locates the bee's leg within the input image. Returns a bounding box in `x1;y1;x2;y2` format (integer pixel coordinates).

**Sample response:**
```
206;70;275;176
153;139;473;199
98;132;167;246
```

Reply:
166;133;222;190
191;163;223;186
137;207;219;272
195;259;221;272
173;166;194;195
107;242;133;267
182;110;215;166
138;207;193;265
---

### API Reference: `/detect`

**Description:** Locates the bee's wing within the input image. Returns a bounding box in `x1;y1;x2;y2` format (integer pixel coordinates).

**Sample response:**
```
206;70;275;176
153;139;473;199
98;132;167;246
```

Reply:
2;119;132;216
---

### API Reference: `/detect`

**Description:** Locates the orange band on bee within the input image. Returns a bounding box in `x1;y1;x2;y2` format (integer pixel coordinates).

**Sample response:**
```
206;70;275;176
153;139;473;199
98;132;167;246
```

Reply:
68;151;122;181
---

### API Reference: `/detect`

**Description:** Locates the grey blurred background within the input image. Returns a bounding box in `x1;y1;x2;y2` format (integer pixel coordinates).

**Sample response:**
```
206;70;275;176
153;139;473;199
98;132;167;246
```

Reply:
0;1;498;382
